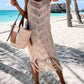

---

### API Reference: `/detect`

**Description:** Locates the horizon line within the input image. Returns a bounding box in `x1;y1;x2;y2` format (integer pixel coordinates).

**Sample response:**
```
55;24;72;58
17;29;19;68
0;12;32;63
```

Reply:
0;10;18;11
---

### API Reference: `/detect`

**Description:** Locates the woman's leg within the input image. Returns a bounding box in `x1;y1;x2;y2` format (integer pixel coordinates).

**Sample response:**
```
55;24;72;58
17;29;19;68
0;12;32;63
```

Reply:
50;58;66;84
31;64;39;84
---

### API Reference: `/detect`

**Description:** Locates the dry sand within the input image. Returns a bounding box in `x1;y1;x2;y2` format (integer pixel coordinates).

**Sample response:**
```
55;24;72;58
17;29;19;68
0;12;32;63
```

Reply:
0;15;84;84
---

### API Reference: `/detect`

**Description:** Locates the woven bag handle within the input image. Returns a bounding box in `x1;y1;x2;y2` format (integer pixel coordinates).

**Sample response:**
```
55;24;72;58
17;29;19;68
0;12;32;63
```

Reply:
7;13;20;41
17;12;26;32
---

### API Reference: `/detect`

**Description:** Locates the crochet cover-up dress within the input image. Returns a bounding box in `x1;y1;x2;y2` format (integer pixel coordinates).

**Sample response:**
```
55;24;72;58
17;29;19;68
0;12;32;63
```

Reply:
27;0;62;72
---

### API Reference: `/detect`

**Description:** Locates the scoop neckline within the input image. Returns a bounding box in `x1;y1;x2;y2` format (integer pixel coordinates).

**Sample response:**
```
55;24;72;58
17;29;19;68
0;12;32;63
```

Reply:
32;0;44;3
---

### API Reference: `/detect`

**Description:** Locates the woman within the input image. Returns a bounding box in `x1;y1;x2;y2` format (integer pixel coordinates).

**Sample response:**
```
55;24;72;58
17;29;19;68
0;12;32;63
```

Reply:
11;0;66;84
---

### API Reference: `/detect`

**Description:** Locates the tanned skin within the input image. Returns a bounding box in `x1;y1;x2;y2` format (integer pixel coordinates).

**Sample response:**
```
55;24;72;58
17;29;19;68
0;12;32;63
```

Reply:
10;0;66;84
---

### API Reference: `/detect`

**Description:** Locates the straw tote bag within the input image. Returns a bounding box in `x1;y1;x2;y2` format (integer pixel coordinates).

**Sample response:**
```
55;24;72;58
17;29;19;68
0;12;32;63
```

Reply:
7;12;32;49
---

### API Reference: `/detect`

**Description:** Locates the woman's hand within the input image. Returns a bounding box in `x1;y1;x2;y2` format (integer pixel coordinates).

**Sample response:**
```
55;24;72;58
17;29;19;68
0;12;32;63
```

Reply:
10;0;18;7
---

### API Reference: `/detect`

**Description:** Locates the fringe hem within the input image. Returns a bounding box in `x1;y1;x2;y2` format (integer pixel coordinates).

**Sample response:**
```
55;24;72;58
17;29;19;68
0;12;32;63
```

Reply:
31;57;62;72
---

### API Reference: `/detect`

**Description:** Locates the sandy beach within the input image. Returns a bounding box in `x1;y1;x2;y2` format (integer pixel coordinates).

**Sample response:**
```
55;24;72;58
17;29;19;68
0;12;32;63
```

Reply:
0;15;84;84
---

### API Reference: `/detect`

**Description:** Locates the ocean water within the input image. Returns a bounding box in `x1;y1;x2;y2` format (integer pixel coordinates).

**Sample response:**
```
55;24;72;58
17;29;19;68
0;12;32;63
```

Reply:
0;10;21;22
0;10;84;22
0;10;66;22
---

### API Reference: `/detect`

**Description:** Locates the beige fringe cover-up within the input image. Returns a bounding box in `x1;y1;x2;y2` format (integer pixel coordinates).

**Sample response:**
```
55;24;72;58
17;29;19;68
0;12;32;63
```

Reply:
27;0;62;72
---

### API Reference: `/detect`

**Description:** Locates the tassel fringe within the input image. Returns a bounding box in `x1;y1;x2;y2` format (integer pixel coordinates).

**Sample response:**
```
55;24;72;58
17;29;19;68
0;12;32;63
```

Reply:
31;57;62;72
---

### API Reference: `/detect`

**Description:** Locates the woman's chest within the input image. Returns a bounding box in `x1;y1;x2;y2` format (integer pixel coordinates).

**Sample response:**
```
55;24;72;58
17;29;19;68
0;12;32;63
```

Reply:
28;0;49;9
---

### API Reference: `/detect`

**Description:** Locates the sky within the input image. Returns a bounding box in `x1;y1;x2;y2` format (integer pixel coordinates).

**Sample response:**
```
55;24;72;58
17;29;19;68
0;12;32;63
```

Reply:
0;0;84;10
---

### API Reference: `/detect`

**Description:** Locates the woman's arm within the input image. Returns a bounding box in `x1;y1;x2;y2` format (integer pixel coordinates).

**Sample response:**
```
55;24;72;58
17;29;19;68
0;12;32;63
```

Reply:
10;0;28;19
24;0;28;12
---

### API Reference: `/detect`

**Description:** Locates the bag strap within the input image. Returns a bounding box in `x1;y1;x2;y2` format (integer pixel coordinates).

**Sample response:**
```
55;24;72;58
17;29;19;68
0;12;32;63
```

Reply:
18;12;26;32
7;13;20;41
25;11;30;30
7;11;26;41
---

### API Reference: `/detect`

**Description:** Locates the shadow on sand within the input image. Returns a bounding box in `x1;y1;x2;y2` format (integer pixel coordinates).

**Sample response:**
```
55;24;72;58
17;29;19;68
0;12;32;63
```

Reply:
73;24;84;28
54;44;84;83
72;20;84;28
0;41;60;84
0;41;84;84
54;44;84;67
